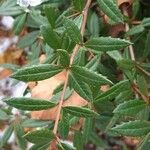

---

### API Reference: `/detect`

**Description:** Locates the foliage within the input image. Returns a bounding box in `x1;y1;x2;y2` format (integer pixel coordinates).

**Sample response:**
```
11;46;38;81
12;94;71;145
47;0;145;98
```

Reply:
0;0;150;149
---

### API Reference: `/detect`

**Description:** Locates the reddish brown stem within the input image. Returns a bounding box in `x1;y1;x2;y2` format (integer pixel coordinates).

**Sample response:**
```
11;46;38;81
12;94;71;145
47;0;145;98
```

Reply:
52;0;92;136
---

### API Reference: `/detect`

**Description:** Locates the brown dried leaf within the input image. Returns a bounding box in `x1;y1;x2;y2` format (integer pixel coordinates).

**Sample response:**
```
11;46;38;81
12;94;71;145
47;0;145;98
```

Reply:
31;71;87;121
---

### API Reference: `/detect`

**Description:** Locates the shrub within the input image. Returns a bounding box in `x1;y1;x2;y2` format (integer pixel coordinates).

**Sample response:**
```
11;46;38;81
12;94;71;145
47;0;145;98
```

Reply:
0;0;150;149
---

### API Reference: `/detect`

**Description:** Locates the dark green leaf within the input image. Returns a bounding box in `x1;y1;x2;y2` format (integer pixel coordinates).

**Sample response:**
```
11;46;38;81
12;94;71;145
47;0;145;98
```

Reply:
73;131;84;150
57;49;70;67
143;30;150;58
85;37;131;52
94;80;130;103
64;18;82;44
5;97;56;111
97;0;123;23
72;0;85;12
14;122;26;150
44;5;57;28
126;25;145;36
71;65;113;85
11;64;63;82
110;120;150;136
58;111;70;139
69;73;93;101
41;25;61;49
88;12;100;37
113;99;146;116
82;118;93;143
63;106;98;118
24;129;55;144
117;59;136;70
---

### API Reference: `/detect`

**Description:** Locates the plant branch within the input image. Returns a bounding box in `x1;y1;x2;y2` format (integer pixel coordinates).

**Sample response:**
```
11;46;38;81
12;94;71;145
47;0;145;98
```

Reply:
53;0;92;135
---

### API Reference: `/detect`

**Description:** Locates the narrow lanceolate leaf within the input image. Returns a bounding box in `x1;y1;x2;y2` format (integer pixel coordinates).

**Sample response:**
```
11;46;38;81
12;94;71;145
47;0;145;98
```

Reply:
85;37;131;52
64;18;82;44
94;80;130;104
22;119;51;128
70;73;93;101
58;112;70;139
13;13;27;35
113;99;146;116
14;122;26;150
71;65;112;85
63;106;98;118
83;118;93;143
5;98;56;111
24;129;55;144
57;49;70;67
11;64;63;82
41;25;61;49
0;125;14;149
97;0;123;23
110;120;150;137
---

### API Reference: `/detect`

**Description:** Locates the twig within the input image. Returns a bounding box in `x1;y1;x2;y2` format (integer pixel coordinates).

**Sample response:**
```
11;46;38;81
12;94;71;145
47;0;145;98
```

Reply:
123;7;135;61
122;6;139;99
53;0;92;135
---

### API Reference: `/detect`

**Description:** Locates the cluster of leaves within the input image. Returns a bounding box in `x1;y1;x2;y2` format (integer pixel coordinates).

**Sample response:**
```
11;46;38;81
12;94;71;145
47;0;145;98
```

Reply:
0;0;150;149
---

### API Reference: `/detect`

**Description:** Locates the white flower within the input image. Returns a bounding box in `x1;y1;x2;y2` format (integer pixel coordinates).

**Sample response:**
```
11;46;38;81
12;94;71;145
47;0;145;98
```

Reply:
17;0;43;7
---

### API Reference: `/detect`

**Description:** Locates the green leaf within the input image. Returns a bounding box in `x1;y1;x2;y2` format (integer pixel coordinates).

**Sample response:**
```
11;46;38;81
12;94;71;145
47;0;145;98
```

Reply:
22;119;51;128
11;64;63;82
0;109;9;121
14;122;26;150
73;131;84;150
88;12;100;37
82;118;93;143
142;18;150;27
94;80;130;103
41;25;61;49
57;49;70;67
63;106;98;118
113;99;146;116
44;5;57;28
18;31;39;48
5;97;56;111
58;142;76;150
30;143;50;150
110;120;150;136
72;0;85;12
51;87;73;104
0;63;20;71
13;13;27;35
71;65;113;85
117;59;135;70
69;73;93;101
0;125;14;148
126;25;145;36
64;18;82;44
24;129;55;144
0;0;23;16
97;0;123;23
58;111;70;139
85;37;131;52
143;30;150;58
